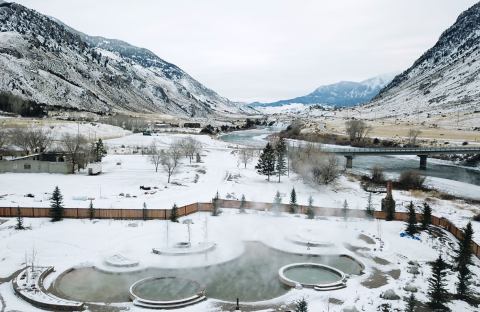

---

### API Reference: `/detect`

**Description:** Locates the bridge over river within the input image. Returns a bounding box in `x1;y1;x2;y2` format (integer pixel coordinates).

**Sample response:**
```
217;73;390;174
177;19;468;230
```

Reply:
321;146;480;169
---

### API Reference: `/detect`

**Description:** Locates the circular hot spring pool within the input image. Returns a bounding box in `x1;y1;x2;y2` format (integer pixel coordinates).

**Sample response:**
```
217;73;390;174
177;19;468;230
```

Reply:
130;277;203;302
279;263;346;290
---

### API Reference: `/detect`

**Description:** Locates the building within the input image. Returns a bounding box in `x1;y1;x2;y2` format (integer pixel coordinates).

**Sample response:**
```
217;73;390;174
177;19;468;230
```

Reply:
0;152;73;174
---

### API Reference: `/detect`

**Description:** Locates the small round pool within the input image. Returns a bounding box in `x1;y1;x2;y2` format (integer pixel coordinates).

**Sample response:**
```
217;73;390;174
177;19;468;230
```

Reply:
130;277;203;302
279;263;346;290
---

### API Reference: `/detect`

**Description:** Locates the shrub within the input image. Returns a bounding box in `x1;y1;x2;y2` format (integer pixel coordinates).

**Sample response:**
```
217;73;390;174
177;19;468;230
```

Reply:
398;170;426;189
473;214;480;222
370;166;385;184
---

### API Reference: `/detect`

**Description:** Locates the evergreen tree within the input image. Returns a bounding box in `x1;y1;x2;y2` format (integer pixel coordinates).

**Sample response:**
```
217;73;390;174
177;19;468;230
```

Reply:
366;192;374;218
93;139;107;162
255;143;276;181
427;255;449;310
405;293;416;312
239;194;246;213
454;222;474;299
212;191;220;216
306;195;315;219
142;202;148;221
289;188;298;214
273;191;282;215
294;298;308;312
88;200;95;220
170;204;179;222
378;303;392;312
275;138;287;183
343;200;348;221
405;201;418;236
421;202;432;230
50;186;64;222
15;207;25;230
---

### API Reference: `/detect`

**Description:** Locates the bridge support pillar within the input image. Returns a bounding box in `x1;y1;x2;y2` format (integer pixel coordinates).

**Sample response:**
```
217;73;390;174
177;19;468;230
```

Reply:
418;155;428;170
345;156;353;169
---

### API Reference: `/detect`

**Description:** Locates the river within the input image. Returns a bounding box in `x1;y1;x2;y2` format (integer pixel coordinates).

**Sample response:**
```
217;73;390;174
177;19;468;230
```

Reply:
219;127;480;189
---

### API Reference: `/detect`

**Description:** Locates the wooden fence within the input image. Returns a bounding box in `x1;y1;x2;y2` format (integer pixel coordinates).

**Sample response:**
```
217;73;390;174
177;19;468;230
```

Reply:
1;199;479;259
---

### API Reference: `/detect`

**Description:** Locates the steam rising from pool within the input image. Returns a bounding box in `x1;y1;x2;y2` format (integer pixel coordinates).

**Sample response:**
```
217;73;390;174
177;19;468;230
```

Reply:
52;242;362;303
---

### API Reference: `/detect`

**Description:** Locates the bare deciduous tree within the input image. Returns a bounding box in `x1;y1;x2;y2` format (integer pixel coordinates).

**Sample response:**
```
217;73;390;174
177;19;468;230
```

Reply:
160;141;183;183
407;128;422;146
312;154;340;184
237;148;255;168
345;120;371;143
179;137;202;163
60;133;88;173
147;140;162;172
8;127;52;154
371;166;385;184
160;150;180;183
290;143;340;185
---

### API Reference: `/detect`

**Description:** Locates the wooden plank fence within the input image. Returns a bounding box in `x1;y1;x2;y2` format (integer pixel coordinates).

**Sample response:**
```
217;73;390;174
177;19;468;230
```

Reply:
1;199;479;259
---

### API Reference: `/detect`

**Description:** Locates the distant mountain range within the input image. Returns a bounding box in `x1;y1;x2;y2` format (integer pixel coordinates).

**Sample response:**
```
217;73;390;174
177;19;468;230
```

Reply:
0;2;252;117
252;74;395;108
364;2;480;118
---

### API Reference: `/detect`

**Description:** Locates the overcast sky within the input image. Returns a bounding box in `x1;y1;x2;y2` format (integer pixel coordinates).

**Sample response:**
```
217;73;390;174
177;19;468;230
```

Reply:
14;0;479;102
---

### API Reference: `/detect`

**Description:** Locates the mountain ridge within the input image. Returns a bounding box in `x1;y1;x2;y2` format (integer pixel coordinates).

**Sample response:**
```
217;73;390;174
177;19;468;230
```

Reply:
364;2;480;118
0;2;251;117
253;74;395;108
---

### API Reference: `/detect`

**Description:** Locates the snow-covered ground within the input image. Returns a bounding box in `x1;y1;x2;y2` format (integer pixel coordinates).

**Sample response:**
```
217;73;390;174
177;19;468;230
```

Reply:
0;210;479;311
1;131;480;311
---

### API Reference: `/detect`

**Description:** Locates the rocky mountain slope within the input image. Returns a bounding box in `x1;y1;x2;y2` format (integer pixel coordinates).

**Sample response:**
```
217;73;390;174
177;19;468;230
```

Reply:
252;74;394;108
363;2;480;119
0;2;251;117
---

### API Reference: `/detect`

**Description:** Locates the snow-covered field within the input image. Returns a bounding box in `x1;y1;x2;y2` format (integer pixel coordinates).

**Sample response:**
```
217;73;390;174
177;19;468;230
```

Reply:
0;209;479;311
1;131;480;311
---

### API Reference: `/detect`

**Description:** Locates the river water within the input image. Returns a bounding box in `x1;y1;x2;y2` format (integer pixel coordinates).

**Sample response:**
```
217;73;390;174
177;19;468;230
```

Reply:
219;128;480;187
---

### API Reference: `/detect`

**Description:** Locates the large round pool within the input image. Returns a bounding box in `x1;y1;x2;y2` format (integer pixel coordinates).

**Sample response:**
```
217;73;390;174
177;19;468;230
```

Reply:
52;242;363;302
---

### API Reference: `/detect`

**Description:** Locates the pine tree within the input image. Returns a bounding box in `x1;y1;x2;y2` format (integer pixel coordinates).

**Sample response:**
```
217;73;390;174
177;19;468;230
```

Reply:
421;202;432;230
50;186;64;222
366;192;374;218
454;222;474;299
93;139;107;162
378;303;392;312
405;293;416;312
15;207;25;230
294;298;308;312
170;204;179;222
427;255;449;310
343;200;348;221
88;200;95;220
212;191;220;216
306;196;315;219
239;194;246;213
405;201;418;236
275;138;287;183
289;188;298;214
142;202;148;221
273;191;282;215
255;143;276;181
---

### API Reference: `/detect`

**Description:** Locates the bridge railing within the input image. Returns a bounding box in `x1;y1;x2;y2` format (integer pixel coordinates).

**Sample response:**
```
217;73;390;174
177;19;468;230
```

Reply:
321;146;480;154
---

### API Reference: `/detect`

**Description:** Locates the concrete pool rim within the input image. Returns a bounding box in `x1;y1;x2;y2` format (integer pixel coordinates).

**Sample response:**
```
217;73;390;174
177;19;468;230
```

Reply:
278;262;347;290
129;276;206;309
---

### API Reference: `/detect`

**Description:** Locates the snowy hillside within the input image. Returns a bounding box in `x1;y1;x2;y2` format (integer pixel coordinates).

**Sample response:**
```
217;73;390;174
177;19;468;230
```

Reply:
0;2;252;117
253;74;395;108
364;2;480;118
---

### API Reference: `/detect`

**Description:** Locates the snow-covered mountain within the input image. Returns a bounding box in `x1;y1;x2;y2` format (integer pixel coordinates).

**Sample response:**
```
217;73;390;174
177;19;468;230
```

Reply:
252;74;395;108
363;2;480;118
0;2;252;117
